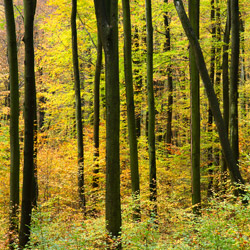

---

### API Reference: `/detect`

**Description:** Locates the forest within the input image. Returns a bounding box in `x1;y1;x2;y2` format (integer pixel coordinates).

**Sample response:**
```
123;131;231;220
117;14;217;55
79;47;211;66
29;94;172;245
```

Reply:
0;0;250;249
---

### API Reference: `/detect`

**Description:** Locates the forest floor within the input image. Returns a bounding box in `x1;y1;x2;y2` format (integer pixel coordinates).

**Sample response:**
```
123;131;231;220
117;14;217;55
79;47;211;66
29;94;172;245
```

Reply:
0;121;250;249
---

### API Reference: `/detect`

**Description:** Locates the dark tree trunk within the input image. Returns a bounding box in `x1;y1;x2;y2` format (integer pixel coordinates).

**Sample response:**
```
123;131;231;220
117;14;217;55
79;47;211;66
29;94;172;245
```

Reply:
207;0;216;198
230;0;240;162
122;0;141;221
4;0;20;246
221;0;231;179
19;0;37;248
146;0;157;216
164;0;173;154
71;0;85;212
92;33;102;189
94;0;121;243
188;0;201;213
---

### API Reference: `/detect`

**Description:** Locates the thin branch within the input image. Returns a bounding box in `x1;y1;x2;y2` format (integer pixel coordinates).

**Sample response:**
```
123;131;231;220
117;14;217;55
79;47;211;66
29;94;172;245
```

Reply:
77;13;97;50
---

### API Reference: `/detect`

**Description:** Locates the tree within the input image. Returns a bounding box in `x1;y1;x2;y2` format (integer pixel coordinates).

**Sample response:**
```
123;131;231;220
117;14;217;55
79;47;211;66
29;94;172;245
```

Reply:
230;0;240;163
94;0;121;242
173;0;246;193
146;0;157;216
19;0;37;248
4;0;20;246
71;0;85;212
221;0;231;177
188;0;201;213
207;0;216;198
122;0;140;220
92;32;102;190
164;0;173;153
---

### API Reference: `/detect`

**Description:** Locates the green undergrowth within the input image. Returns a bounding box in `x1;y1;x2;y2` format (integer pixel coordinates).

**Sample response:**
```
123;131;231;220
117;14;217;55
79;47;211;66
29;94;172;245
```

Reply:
13;191;249;250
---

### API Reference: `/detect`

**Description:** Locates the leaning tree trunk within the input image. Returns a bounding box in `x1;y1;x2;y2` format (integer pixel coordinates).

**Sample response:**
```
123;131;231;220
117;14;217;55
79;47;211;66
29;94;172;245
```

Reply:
71;0;85;212
173;0;246;195
94;0;121;243
122;0;141;221
4;0;20;246
188;0;201;214
19;0;37;248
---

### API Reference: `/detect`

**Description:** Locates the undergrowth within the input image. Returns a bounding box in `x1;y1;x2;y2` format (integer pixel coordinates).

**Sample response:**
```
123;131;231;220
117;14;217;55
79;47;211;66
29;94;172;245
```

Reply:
6;191;247;249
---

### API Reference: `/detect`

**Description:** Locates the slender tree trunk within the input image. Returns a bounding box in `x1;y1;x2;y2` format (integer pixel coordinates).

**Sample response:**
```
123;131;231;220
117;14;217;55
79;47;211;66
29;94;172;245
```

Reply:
164;0;173;154
173;0;246;194
133;27;142;138
4;0;20;246
19;0;37;248
71;0;85;212
94;0;121;243
188;0;201;213
207;0;215;198
93;32;102;189
146;0;157;216
230;0;239;162
221;0;231;179
122;0;140;221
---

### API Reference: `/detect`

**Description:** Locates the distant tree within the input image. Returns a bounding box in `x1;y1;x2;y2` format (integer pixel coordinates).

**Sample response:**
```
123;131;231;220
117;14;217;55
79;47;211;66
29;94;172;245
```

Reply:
188;0;201;213
19;0;37;248
71;0;85;212
4;0;20;246
122;0;140;221
94;0;121;243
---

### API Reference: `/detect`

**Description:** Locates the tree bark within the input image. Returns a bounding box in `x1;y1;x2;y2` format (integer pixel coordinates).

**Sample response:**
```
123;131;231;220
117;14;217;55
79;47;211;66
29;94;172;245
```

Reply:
71;0;85;212
94;0;121;242
173;0;245;191
19;0;37;248
122;0;140;221
4;0;20;246
188;0;201;213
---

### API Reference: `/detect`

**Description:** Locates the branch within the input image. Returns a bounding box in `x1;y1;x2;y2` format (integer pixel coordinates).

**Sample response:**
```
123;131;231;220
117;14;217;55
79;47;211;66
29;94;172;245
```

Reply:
77;14;97;50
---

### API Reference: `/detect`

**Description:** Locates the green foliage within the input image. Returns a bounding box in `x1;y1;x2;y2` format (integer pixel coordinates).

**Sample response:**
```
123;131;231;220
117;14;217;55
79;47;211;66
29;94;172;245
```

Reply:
13;194;249;249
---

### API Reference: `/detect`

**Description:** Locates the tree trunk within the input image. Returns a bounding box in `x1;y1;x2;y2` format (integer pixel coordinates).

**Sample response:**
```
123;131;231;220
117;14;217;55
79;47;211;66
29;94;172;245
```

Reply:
94;0;121;243
4;0;20;246
19;0;37;248
188;0;201;213
92;32;102;189
164;0;173;154
221;0;231;179
122;0;141;221
230;0;239;162
173;0;245;193
207;0;215;198
146;0;157;216
71;0;85;212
